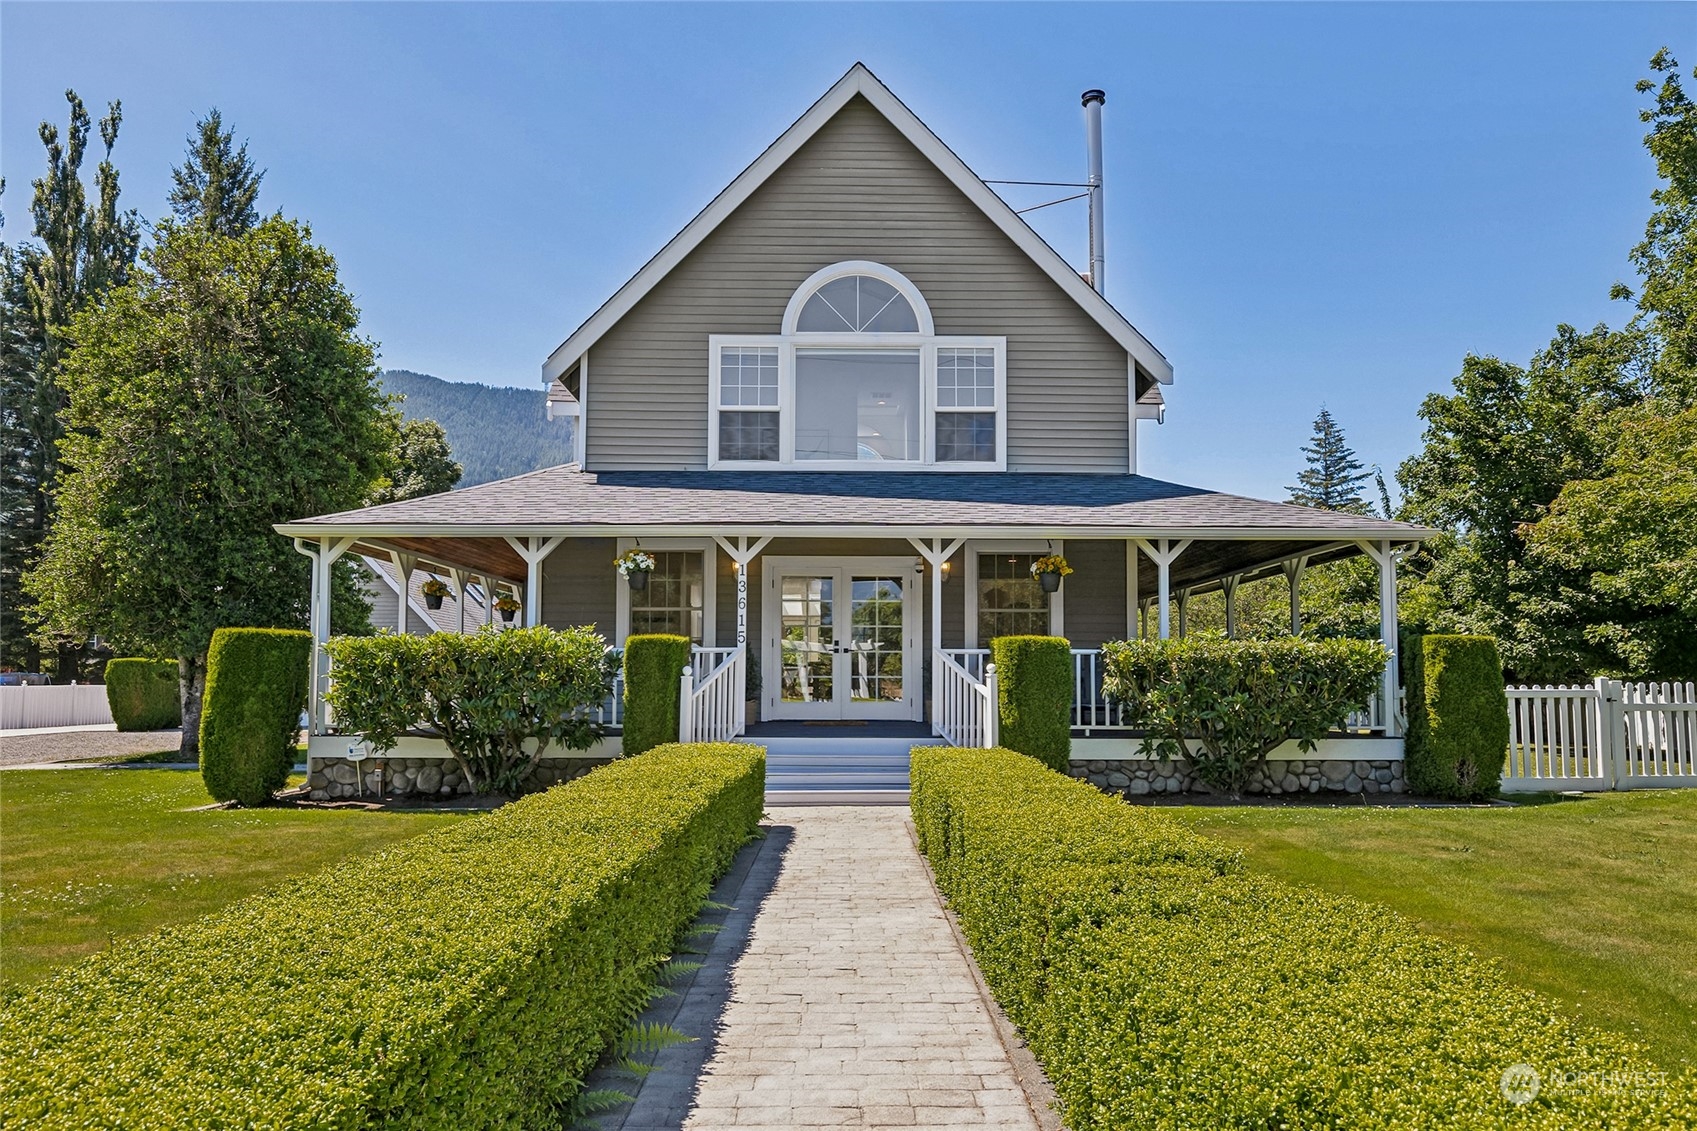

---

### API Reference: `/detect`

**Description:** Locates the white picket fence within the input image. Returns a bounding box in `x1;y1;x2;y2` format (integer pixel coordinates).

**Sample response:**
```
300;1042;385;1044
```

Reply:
1503;679;1697;792
0;684;114;730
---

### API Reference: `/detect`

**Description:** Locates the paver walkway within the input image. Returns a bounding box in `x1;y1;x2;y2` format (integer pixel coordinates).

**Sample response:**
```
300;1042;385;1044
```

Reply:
596;806;1043;1130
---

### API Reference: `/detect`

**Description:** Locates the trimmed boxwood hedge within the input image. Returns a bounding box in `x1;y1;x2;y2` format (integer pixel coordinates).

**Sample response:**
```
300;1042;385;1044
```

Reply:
911;747;1695;1130
623;633;692;756
1406;634;1510;800
103;658;181;731
989;635;1071;770
1;743;765;1129
199;627;312;805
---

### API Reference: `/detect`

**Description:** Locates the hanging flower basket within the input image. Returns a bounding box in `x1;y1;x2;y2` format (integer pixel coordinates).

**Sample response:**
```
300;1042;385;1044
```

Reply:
493;595;520;623
615;549;657;591
421;578;450;610
1030;554;1073;593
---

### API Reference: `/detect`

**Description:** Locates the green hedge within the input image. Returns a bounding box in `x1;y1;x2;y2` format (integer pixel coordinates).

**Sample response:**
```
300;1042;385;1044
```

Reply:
1102;636;1387;794
623;634;692;756
989;635;1071;770
1;743;765;1129
104;658;181;731
199;628;311;806
911;747;1695;1130
1406;634;1509;800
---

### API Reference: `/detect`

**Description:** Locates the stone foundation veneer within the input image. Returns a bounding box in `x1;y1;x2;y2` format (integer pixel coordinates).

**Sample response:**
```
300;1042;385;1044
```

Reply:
1069;757;1405;797
307;756;611;801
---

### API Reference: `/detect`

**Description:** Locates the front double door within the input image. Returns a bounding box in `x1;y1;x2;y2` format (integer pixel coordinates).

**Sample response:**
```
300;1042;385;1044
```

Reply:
763;557;921;721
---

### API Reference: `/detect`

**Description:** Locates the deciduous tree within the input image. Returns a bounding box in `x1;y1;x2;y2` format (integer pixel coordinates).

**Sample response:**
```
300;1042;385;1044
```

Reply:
24;217;392;756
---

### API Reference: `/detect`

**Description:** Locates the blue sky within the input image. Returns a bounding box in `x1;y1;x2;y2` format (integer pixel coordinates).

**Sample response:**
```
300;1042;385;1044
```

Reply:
2;3;1686;500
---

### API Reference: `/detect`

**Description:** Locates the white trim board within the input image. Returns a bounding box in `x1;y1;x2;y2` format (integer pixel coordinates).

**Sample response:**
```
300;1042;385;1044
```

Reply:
541;63;1171;389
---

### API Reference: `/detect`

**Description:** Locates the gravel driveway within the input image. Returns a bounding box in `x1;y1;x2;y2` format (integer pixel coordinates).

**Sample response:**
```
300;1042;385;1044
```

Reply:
0;728;185;768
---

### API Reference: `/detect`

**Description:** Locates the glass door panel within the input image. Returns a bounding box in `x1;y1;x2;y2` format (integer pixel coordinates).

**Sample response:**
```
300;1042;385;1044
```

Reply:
779;576;834;706
848;577;904;705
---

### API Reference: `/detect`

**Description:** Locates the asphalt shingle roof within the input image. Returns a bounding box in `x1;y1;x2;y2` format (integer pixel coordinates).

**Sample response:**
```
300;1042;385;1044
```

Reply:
285;466;1429;538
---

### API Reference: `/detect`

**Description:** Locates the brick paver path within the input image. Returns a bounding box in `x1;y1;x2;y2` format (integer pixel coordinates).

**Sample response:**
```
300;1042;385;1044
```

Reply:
627;806;1042;1130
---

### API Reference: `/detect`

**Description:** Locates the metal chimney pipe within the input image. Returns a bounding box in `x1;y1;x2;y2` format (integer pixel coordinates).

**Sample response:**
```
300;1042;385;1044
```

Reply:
1082;89;1106;293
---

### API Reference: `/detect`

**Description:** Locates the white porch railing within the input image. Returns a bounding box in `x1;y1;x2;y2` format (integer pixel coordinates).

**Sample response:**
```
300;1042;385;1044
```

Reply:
0;684;115;730
935;649;998;748
680;644;746;744
592;652;625;728
1503;679;1697;792
939;647;1393;737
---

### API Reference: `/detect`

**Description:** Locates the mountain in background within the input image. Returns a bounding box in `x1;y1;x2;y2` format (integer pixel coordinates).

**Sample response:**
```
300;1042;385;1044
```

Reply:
379;369;573;487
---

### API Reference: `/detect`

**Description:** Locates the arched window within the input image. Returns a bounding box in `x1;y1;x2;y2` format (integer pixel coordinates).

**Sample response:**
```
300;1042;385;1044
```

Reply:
782;262;934;336
711;261;1002;469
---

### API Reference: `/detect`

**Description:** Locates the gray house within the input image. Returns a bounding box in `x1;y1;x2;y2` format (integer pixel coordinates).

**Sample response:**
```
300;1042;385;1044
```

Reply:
282;65;1426;795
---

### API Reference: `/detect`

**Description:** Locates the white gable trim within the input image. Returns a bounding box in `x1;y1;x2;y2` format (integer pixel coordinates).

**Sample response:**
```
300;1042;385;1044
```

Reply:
542;63;1172;388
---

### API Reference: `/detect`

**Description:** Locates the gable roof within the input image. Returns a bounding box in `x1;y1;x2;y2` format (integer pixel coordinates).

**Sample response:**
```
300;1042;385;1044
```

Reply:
542;63;1172;388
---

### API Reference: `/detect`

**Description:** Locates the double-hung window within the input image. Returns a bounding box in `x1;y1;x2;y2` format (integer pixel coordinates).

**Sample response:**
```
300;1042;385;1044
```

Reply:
708;262;1006;470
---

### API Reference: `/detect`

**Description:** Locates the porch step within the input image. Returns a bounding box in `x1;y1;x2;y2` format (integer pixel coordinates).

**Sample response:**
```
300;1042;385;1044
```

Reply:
755;736;944;793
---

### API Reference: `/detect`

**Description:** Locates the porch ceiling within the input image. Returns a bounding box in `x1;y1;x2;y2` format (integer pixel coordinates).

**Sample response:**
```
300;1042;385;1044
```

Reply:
350;536;529;584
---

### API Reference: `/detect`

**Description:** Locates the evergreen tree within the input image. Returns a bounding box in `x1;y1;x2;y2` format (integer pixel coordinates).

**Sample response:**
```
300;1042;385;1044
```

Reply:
1288;408;1371;511
0;92;140;676
368;417;463;505
168;108;263;237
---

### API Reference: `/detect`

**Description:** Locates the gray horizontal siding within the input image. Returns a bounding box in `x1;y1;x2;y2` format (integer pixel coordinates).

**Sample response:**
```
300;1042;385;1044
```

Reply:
587;96;1130;473
540;538;616;639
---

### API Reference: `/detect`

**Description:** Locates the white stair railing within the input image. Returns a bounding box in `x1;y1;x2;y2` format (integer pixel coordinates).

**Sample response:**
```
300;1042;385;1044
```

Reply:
935;649;998;748
680;644;746;744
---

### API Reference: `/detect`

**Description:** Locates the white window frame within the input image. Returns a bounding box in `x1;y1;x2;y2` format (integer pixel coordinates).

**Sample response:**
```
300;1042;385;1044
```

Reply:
963;539;1064;649
707;262;1007;472
615;537;717;648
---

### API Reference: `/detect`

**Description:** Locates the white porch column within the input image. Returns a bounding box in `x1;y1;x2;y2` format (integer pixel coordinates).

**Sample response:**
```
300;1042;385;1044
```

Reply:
389;551;417;635
1359;539;1402;736
1283;555;1310;636
294;536;355;735
482;576;494;628
908;536;966;735
713;535;773;646
1222;575;1240;639
1177;589;1190;637
503;536;567;628
1125;539;1140;640
450;569;473;633
1134;538;1190;641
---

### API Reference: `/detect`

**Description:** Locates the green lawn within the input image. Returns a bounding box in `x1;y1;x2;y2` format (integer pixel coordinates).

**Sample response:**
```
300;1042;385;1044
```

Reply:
0;769;467;989
1170;791;1697;1073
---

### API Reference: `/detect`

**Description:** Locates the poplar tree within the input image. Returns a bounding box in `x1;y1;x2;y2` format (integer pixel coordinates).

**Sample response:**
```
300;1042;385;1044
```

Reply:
0;92;140;676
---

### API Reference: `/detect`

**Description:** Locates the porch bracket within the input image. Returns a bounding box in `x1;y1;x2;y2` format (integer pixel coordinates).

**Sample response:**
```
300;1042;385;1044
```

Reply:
1133;538;1191;640
714;535;774;646
1221;575;1241;639
1282;555;1310;636
449;568;475;634
388;550;419;636
909;536;967;736
503;535;568;627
